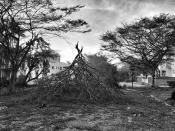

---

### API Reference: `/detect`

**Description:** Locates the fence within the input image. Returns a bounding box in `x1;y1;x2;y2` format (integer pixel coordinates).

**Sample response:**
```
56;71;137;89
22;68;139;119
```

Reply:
137;76;175;86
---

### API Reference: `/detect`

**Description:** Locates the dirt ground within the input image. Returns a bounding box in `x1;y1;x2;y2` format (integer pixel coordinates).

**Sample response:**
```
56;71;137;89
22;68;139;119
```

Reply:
0;87;175;131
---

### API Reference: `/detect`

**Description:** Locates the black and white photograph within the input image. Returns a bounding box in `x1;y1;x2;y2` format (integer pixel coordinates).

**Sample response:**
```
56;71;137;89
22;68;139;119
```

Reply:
1;0;175;130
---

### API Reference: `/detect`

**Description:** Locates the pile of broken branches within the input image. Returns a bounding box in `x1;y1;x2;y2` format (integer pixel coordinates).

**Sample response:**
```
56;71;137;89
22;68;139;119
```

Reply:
35;43;118;103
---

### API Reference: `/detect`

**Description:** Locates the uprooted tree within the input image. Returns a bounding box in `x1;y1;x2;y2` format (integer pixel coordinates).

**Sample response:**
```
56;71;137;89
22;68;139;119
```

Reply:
0;0;90;92
35;43;120;103
101;14;175;87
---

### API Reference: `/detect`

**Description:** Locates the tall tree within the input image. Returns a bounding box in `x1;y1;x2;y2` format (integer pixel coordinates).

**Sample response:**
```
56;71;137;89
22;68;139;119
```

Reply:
0;0;90;92
101;14;175;87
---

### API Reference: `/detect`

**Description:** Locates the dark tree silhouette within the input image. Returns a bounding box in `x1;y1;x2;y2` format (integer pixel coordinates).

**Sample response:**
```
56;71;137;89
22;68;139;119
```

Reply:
0;45;11;84
87;54;119;88
101;14;175;87
0;0;90;92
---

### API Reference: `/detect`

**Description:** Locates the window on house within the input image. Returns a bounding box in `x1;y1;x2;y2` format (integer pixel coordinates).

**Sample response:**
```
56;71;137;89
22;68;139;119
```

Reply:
52;66;54;69
162;70;166;77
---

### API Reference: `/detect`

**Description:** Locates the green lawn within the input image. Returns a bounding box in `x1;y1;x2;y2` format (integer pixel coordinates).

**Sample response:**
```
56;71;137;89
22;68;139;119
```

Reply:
0;87;175;131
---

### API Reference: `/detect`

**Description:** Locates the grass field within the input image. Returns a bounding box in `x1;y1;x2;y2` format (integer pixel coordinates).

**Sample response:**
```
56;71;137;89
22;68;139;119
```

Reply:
0;86;175;131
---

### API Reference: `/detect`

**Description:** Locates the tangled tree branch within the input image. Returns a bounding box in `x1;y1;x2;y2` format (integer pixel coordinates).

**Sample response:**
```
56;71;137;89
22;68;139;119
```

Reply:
35;43;119;103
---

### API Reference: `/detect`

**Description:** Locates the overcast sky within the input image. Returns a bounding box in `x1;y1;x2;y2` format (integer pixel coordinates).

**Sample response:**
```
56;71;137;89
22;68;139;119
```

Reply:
49;0;175;62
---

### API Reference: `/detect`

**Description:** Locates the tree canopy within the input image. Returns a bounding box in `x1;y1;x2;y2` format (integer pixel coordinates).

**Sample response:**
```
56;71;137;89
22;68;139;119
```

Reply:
101;14;175;86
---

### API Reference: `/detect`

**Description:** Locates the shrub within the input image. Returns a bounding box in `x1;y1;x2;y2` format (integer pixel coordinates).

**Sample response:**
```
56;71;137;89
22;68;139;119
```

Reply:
87;54;120;89
167;81;175;88
15;74;27;87
0;78;9;88
170;90;175;100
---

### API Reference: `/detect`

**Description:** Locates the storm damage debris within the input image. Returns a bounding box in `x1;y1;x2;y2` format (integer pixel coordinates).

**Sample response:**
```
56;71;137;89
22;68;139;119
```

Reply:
34;43;119;103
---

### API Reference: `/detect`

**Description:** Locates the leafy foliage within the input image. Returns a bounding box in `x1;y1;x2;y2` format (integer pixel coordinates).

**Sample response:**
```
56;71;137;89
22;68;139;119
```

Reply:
117;64;130;82
86;54;119;88
167;81;175;88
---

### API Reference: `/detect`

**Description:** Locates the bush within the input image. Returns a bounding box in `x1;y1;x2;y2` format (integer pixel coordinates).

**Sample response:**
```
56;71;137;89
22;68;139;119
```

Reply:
87;54;120;89
15;74;27;87
0;79;9;88
167;81;175;88
170;90;175;100
0;87;9;95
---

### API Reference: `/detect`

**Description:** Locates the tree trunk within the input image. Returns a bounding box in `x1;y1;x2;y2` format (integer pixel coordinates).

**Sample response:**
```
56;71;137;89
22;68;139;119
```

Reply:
8;69;17;93
21;71;31;86
151;70;155;87
0;69;1;84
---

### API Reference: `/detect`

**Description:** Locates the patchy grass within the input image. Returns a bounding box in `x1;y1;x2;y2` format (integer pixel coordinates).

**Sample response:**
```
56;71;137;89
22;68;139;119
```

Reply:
146;87;175;100
0;87;175;131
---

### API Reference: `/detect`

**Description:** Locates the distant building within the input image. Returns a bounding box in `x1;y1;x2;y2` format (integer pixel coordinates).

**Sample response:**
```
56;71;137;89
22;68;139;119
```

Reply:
0;50;69;84
47;54;69;75
158;62;175;77
137;61;175;86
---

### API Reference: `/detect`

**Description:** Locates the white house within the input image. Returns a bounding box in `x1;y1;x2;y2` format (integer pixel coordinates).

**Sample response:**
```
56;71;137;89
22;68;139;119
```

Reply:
137;61;175;86
17;51;69;84
48;54;69;75
158;62;175;77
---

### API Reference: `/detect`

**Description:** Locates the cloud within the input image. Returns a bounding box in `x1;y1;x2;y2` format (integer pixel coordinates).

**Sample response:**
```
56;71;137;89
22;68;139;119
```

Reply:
77;0;175;31
52;0;175;62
